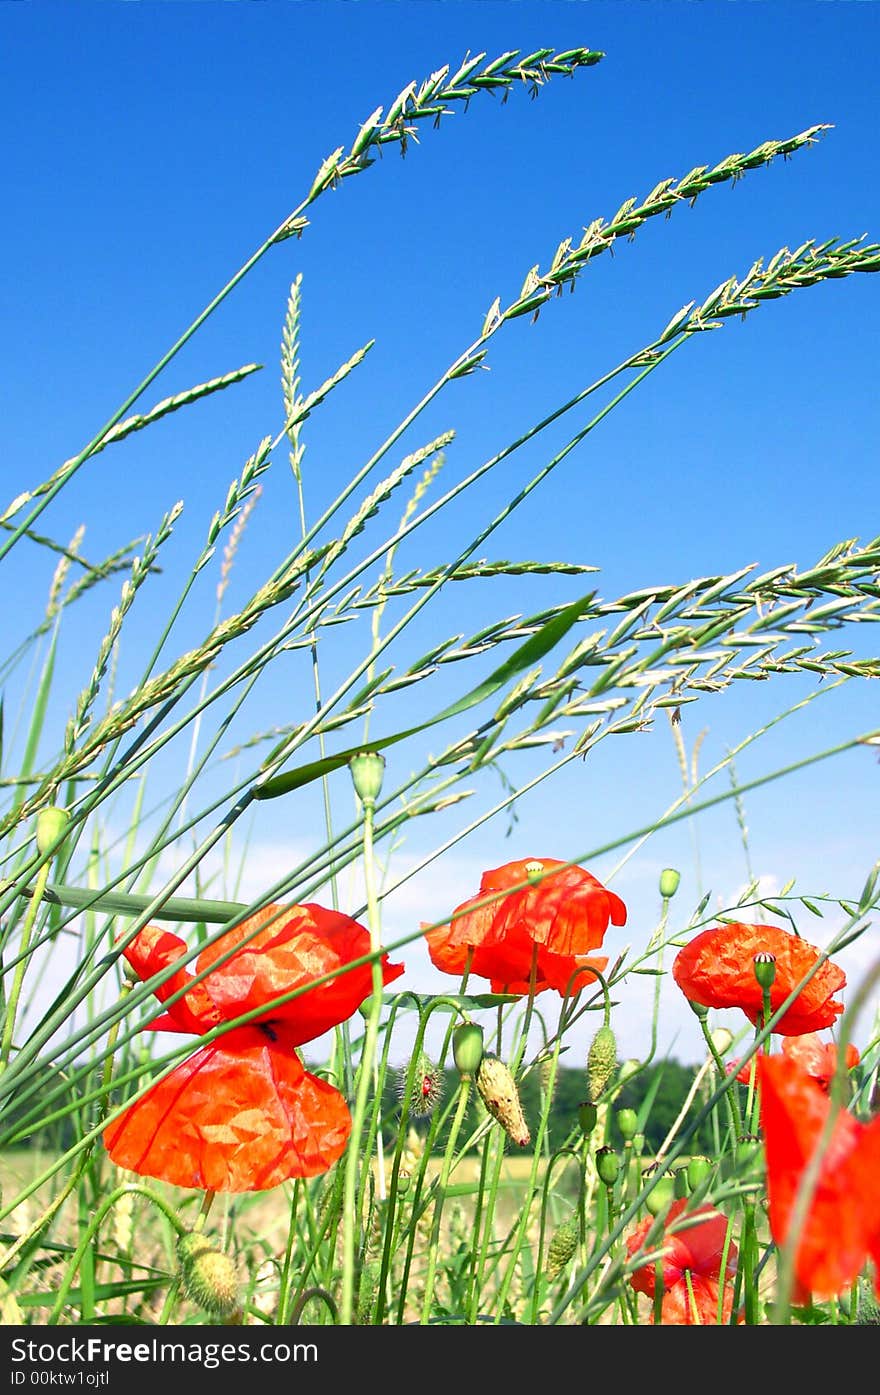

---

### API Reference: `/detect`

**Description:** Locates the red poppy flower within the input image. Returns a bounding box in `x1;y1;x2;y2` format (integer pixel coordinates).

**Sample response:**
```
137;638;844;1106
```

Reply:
730;1033;860;1091
758;1054;880;1300
103;903;404;1192
423;858;626;996
672;922;846;1035
626;1199;738;1324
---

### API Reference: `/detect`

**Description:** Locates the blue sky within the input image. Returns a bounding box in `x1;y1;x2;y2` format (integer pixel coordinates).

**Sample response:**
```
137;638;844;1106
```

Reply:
3;0;880;1065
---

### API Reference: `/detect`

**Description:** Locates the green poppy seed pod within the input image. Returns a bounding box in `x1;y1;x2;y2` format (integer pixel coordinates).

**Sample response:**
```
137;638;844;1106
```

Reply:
475;1054;530;1147
644;1173;676;1217
349;750;385;807
586;1024;617;1102
595;1145;620;1187
452;1021;485;1076
735;1134;764;1175
753;952;777;990
546;1216;579;1278
616;1107;638;1141
176;1232;238;1318
577;1100;598;1135
36;805;69;857
659;867;681;899
673;1166;690;1199
687;1155;713;1191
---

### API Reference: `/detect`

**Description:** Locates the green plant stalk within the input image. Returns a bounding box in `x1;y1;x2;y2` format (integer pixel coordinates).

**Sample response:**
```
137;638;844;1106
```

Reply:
418;1076;473;1324
339;787;386;1325
46;1183;184;1323
492;1038;563;1318
0;858;50;1066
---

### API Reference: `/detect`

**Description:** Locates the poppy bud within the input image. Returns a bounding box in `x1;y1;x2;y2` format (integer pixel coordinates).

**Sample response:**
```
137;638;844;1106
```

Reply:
753;952;777;990
36;805;69;857
475;1054;530;1147
617;1058;641;1086
616;1108;638;1141
659;867;681;899
710;1027;734;1056
452;1021;484;1076
176;1232;238;1318
595;1146;620;1187
587;1024;617;1103
546;1216;579;1277
349;750;385;807
397;1050;442;1118
644;1172;676;1217
687;1155;712;1191
577;1100;598;1135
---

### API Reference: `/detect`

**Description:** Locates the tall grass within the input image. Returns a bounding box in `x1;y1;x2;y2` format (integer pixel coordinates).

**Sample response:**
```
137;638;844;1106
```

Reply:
1;44;879;1328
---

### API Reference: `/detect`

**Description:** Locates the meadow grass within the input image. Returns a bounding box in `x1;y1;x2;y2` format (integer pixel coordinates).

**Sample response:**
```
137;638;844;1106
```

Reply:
1;44;879;1329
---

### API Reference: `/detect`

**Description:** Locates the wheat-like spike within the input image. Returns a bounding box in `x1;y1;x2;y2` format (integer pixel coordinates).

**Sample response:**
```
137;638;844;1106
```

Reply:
1;365;262;525
294;47;604;211
217;485;263;608
495;127;831;326
281;276;306;483
314;432;455;579
64;502;184;755
46;525;85;620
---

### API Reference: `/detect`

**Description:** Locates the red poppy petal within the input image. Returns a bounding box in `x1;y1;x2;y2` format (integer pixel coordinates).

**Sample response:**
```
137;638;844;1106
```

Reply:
196;903;403;1044
673;923;845;1035
758;1055;875;1298
121;925;220;1035
103;1028;351;1192
659;1276;733;1325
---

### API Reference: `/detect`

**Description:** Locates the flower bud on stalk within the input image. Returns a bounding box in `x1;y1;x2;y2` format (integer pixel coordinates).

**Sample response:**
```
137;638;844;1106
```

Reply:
659;867;681;899
176;1232;239;1318
577;1101;598;1135
36;805;70;857
452;1021;484;1076
546;1216;579;1277
586;1024;617;1103
475;1054;530;1147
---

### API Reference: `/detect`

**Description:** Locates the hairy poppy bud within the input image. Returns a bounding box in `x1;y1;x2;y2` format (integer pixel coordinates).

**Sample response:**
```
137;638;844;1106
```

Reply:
616;1107;638;1141
349;750;385;807
475;1054;530;1147
659;867;681;899
452;1021;484;1076
36;805;69;857
753;952;777;991
176;1232;238;1318
546;1216;579;1277
587;1024;617;1102
595;1146;620;1187
397;1050;442;1118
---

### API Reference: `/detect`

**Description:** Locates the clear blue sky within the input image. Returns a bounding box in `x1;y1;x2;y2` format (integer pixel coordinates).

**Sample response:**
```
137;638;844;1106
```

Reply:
3;0;880;1064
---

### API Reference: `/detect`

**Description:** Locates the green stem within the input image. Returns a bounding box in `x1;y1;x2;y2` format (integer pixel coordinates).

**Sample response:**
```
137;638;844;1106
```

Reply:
0;859;50;1065
419;1077;472;1324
